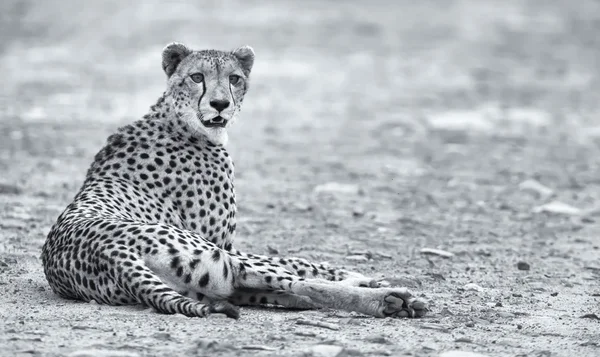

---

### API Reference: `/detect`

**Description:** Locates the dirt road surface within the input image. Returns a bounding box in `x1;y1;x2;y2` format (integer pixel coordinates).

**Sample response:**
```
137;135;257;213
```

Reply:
1;1;599;356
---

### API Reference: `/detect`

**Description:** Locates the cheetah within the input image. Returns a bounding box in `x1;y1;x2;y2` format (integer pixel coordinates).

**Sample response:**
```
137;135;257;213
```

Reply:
41;43;428;319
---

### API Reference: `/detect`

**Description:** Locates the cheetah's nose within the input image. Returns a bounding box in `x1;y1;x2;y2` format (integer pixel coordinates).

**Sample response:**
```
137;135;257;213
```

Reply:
210;100;230;112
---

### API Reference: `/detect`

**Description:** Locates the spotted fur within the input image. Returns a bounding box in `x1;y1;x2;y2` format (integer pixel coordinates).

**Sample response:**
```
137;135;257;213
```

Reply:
41;43;428;319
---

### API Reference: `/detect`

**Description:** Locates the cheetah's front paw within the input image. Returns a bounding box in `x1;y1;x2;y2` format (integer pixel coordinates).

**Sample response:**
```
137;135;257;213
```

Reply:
378;288;427;318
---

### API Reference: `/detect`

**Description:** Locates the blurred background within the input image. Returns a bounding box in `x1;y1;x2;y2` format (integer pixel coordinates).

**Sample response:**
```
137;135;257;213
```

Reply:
2;0;600;197
1;1;600;355
2;0;600;131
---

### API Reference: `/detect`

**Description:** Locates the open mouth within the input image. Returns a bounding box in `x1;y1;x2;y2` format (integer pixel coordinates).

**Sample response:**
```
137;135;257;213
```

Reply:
202;116;228;128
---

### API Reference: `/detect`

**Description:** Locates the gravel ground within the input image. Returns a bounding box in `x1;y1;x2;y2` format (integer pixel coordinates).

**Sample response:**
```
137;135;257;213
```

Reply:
1;1;599;356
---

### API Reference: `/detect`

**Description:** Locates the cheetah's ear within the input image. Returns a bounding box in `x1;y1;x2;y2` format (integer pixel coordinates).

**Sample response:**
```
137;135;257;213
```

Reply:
232;45;255;76
162;42;192;78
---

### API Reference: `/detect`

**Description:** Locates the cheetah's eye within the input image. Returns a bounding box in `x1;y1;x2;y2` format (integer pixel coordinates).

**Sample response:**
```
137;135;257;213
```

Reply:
229;75;241;85
190;73;204;83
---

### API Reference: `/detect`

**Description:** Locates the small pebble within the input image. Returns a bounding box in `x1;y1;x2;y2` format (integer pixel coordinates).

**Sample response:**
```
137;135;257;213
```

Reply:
519;179;554;198
308;345;345;357
352;208;365;217
366;336;391;344
345;255;368;263
293;203;312;211
463;283;484;292
314;182;361;195
550;292;558;297
241;345;279;351
580;313;600;320
517;261;530;271
420;248;454;258
533;201;582;216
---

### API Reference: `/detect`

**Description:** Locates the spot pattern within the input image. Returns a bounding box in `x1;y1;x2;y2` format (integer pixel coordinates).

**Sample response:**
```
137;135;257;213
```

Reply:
40;43;428;319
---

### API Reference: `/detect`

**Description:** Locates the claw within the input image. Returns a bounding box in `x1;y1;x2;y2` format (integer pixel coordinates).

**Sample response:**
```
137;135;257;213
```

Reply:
377;280;391;288
414;308;427;318
412;300;426;310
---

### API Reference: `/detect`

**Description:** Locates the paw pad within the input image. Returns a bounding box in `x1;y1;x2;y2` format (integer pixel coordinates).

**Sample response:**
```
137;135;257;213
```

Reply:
381;291;427;318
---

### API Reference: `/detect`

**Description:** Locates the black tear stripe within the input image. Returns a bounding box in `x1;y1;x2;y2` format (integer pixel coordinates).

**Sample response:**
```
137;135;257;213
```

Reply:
197;79;206;112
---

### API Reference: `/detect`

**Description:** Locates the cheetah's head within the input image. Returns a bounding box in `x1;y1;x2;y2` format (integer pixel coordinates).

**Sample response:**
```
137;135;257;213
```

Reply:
162;42;254;145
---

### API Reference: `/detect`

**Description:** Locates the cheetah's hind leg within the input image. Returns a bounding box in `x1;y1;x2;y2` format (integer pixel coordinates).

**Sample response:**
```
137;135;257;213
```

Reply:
114;254;239;318
232;251;390;288
231;257;428;318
